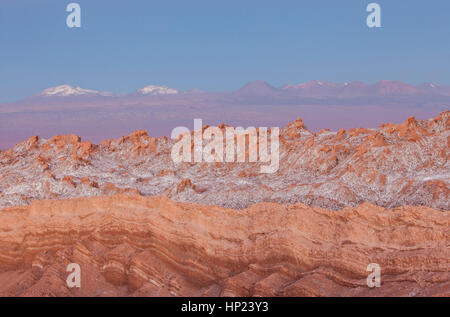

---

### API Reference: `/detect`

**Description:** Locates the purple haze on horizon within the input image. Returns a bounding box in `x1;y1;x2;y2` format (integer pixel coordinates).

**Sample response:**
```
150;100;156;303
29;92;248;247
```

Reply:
0;80;448;150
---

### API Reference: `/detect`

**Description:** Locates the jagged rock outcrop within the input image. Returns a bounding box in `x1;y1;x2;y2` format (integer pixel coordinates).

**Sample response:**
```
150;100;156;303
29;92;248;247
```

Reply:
0;112;448;211
0;194;448;297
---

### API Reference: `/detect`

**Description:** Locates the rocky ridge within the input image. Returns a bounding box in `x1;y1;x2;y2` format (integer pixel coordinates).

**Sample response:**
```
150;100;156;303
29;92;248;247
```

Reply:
0;111;448;211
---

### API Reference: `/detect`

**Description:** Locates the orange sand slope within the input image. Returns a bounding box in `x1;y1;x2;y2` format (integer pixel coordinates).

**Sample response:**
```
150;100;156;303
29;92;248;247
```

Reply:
0;194;448;297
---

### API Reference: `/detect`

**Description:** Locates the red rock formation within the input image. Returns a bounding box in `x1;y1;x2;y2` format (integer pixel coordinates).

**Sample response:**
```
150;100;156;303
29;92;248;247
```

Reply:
0;194;447;297
0;112;448;211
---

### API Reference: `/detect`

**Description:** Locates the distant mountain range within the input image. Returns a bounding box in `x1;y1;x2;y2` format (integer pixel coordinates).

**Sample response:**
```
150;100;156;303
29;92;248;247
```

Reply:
35;84;180;98
0;80;448;150
37;85;114;97
28;80;450;99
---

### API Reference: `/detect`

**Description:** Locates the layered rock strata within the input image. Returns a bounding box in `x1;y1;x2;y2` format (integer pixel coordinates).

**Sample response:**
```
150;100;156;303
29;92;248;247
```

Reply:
0;195;448;297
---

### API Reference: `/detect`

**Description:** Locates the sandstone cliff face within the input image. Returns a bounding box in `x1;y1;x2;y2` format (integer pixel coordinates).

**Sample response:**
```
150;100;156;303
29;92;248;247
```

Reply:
0;195;448;297
0;112;448;211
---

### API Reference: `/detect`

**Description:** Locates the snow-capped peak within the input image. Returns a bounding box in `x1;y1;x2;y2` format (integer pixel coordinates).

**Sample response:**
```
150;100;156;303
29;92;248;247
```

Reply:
38;85;112;97
137;85;179;95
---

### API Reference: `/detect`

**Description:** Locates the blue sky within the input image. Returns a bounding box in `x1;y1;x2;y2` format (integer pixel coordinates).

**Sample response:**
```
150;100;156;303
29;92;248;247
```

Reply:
1;0;450;102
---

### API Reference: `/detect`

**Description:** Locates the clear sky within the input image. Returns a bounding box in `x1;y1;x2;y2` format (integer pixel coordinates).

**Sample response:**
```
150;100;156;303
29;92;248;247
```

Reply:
1;0;450;102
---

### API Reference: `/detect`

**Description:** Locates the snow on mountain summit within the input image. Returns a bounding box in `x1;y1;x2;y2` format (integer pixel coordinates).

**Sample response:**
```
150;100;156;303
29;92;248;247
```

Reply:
38;85;112;97
137;85;179;95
